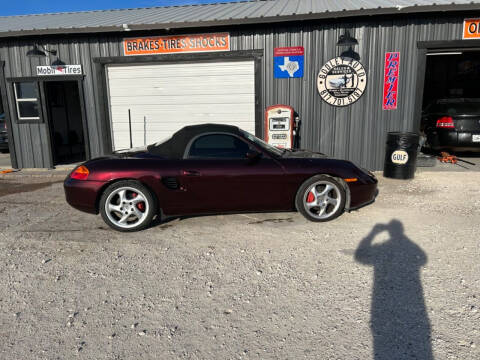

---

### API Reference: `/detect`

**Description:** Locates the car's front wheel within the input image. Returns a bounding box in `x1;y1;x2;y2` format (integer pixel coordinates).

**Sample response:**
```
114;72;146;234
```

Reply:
295;175;346;222
100;180;157;232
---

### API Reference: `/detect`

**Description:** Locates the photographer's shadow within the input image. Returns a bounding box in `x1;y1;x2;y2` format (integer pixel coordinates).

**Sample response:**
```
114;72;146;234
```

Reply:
355;220;433;360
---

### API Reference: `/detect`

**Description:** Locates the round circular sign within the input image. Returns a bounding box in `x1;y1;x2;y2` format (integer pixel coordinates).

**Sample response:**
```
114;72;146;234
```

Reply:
391;150;409;164
317;57;367;107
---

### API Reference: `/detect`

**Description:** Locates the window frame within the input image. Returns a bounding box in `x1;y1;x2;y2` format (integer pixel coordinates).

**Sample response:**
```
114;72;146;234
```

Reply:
12;81;42;123
184;132;255;160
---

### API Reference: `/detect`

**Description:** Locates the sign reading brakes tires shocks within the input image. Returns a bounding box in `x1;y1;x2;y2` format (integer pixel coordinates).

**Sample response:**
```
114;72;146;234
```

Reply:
391;150;409;165
123;33;230;56
317;57;367;107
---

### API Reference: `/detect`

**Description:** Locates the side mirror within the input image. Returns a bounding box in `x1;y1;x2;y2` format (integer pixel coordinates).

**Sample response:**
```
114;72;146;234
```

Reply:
245;150;262;160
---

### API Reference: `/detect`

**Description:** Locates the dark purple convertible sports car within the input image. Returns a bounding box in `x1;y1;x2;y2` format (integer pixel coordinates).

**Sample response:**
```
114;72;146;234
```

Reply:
64;124;377;231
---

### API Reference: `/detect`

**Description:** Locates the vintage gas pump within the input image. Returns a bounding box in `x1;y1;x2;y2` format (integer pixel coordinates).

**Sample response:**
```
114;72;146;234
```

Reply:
264;105;295;149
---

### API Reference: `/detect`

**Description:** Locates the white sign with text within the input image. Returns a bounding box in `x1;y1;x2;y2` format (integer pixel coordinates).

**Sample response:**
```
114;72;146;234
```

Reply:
36;65;82;76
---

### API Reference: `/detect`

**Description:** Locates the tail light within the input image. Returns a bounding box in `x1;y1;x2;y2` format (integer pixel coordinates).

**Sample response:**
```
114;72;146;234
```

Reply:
436;116;455;129
70;165;89;180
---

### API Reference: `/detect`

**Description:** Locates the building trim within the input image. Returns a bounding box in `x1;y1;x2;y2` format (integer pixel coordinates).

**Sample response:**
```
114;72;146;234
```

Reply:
6;75;85;82
0;61;18;169
418;39;480;49
413;48;428;133
38;82;54;168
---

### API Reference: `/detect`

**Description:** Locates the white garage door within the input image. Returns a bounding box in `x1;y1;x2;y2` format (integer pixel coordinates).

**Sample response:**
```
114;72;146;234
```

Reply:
106;60;256;151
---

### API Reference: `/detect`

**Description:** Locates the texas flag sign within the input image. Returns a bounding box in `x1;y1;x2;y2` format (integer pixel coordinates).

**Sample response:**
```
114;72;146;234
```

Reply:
274;46;304;78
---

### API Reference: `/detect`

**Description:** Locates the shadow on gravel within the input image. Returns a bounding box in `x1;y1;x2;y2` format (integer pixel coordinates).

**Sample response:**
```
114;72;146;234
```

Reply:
355;220;433;360
248;217;294;224
0;180;63;197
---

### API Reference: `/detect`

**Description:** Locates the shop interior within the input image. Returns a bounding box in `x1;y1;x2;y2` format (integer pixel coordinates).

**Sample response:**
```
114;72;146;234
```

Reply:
45;81;86;165
418;50;480;169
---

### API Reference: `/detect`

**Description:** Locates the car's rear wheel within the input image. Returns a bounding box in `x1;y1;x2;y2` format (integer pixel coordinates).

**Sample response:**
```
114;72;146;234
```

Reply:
100;180;157;232
295;175;346;222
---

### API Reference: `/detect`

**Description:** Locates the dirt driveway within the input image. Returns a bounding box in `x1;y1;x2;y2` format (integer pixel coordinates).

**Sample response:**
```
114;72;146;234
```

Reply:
0;171;478;359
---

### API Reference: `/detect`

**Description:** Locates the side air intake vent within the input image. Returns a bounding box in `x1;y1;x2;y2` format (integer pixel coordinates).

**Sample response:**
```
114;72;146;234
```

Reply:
162;177;179;190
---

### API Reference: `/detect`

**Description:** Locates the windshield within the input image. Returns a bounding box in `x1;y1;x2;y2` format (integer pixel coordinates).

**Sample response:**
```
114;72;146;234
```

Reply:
425;98;480;115
240;130;284;156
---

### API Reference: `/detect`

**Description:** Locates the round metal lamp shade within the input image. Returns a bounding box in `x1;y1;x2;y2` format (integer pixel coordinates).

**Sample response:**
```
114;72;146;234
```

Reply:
26;46;47;57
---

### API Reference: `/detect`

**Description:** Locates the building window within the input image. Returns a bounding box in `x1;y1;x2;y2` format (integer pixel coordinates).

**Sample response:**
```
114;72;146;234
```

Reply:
14;82;41;121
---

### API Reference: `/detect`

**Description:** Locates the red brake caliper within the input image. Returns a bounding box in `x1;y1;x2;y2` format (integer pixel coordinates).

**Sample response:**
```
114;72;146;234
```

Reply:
307;191;315;203
132;192;145;212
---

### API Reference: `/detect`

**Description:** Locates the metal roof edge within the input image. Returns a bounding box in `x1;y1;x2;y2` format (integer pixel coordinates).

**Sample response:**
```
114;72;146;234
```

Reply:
0;3;479;39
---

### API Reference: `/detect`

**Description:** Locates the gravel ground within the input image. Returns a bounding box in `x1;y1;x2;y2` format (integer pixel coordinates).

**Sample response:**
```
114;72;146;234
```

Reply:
0;171;478;359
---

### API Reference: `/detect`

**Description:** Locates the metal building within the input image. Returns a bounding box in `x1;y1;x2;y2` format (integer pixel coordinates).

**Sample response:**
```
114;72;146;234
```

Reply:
1;0;480;169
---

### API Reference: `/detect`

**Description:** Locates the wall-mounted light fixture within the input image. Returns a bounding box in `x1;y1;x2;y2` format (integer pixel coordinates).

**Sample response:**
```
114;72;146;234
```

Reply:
26;45;57;57
337;30;360;60
336;31;358;47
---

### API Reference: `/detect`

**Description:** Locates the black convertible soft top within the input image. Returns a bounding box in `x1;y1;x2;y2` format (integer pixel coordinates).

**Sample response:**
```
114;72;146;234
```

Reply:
147;123;244;159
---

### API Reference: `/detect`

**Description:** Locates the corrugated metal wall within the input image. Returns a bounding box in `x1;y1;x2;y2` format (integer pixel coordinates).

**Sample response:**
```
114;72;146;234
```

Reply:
0;13;470;169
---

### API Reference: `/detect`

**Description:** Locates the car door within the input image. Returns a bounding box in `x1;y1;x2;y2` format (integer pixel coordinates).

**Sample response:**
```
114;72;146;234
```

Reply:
177;133;287;214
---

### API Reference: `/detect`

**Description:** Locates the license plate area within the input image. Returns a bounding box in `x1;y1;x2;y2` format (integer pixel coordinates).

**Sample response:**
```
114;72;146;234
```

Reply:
473;134;480;142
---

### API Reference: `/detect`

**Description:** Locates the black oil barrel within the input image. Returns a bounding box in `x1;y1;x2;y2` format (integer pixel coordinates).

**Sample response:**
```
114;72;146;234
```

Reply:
383;132;420;179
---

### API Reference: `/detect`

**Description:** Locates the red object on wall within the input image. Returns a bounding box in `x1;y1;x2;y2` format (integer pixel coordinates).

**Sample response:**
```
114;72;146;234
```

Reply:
383;52;400;110
273;46;304;57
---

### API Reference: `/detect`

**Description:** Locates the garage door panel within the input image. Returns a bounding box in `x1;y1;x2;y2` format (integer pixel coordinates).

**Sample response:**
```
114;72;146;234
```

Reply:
107;82;254;96
111;120;255;139
109;94;254;106
112;118;255;132
107;63;253;74
112;131;148;149
110;117;255;129
107;81;254;97
110;105;255;118
108;74;255;85
113;123;257;149
107;62;254;78
107;60;256;150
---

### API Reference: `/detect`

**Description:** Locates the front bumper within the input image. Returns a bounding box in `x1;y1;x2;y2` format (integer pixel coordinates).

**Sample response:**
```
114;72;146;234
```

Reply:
64;177;106;214
347;172;378;211
427;130;480;151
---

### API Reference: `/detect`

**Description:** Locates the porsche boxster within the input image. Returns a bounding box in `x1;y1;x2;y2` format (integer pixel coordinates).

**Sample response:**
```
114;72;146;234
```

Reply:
64;124;377;231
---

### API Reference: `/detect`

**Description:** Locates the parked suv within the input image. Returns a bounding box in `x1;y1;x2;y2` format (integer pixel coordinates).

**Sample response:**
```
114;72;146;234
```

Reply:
0;113;8;153
421;98;480;152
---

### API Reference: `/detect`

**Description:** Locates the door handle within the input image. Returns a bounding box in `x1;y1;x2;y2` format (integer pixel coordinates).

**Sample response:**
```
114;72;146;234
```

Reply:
182;170;201;176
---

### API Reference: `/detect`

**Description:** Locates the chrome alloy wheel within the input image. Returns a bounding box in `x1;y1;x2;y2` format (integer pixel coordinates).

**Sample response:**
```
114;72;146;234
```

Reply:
303;181;341;220
104;186;149;229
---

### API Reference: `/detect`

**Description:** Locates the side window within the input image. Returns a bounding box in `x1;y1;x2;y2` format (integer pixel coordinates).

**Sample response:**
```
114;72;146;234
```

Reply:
188;134;250;159
14;82;41;122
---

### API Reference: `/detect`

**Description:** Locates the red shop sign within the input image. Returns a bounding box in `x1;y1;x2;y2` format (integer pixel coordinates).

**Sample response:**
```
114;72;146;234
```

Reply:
383;52;400;110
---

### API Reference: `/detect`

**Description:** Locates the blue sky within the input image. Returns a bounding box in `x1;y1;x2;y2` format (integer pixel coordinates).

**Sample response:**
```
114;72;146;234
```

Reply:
1;0;242;16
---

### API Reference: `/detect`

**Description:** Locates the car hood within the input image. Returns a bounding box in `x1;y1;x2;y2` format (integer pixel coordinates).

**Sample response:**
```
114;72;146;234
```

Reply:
281;149;328;158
